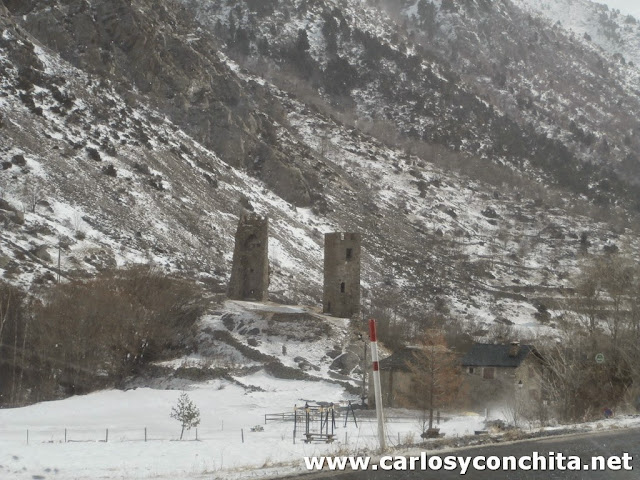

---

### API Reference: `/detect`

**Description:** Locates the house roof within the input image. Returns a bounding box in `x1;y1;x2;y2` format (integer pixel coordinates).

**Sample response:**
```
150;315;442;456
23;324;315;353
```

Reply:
379;347;420;372
379;345;449;372
461;343;536;368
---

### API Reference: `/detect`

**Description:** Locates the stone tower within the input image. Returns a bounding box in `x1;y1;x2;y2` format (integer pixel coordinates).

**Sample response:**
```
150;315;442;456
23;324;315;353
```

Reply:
323;232;361;318
228;213;269;301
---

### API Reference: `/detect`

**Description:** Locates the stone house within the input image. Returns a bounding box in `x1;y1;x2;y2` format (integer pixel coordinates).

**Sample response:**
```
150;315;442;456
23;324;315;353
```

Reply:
377;342;544;411
461;342;544;409
377;346;418;408
377;345;451;408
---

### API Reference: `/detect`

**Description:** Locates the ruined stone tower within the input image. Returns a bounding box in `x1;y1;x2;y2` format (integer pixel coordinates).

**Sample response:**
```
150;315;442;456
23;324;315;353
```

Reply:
228;214;269;301
323;232;361;318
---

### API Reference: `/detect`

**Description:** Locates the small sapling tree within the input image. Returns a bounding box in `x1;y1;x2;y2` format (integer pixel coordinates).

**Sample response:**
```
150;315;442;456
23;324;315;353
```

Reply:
170;392;201;440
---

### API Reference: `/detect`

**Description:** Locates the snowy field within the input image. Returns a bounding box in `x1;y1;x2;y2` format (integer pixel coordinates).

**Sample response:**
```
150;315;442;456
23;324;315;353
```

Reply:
3;370;640;480
0;373;487;480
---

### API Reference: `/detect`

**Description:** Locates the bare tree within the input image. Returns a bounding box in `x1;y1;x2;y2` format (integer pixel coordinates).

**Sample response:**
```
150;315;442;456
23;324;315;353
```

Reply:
23;266;205;399
0;290;9;347
598;255;634;348
570;253;634;354
0;283;29;405
540;339;590;422
368;286;406;350
0;175;7;200
501;391;527;428
319;132;333;159
22;178;43;214
570;260;606;343
72;209;85;237
407;331;465;435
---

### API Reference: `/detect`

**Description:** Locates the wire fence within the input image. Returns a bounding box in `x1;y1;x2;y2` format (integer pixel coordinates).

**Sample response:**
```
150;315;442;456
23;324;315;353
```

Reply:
0;423;265;445
1;410;452;446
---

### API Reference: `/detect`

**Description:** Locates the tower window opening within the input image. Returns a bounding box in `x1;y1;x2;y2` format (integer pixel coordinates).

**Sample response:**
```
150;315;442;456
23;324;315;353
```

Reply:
346;248;352;260
340;282;345;293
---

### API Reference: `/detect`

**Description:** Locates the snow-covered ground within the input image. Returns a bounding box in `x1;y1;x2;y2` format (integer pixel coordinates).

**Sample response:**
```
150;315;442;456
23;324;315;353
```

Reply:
2;371;639;480
513;0;640;67
0;373;487;480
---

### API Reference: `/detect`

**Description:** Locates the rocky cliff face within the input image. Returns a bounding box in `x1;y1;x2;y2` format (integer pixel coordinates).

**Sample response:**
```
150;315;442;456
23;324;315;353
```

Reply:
3;0;320;207
183;0;640;202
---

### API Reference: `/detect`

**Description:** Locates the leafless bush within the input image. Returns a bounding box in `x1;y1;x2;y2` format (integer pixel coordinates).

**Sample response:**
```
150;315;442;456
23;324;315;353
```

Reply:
0;175;7;199
1;266;206;405
486;322;514;344
22;178;44;213
539;252;640;421
0;281;32;406
368;288;406;350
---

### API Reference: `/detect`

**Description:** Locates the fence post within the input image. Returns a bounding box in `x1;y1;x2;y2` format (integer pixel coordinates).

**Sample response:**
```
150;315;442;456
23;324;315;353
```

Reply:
196;428;198;441
145;427;147;442
241;428;244;444
26;429;29;445
105;428;109;443
293;404;297;444
65;428;67;443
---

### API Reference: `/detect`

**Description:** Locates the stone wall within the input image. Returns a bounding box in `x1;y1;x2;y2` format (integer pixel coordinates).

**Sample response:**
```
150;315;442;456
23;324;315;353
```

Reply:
323;232;361;318
379;369;414;408
463;356;544;410
228;214;269;301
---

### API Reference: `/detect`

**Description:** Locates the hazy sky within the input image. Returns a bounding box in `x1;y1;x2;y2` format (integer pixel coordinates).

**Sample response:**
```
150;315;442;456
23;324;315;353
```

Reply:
600;0;640;17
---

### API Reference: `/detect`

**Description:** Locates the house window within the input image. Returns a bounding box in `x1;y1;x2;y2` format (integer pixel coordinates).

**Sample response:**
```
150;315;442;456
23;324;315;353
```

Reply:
346;248;353;260
340;282;345;293
468;367;474;374
483;367;495;379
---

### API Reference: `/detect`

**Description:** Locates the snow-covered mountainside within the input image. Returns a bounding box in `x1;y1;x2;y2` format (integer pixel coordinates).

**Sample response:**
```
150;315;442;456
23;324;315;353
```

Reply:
514;0;640;66
5;2;640;474
2;0;640;345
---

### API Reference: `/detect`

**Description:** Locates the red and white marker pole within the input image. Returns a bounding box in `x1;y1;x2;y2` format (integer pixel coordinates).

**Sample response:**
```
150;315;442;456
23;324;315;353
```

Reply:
369;318;386;451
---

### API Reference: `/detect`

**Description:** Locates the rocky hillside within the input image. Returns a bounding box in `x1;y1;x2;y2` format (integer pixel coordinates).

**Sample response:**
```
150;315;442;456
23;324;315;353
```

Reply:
183;0;640;199
514;0;640;66
1;0;640;345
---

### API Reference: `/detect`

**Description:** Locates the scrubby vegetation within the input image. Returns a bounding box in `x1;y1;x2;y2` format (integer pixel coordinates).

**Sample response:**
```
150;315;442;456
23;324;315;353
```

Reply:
540;253;640;422
372;248;640;423
0;266;206;406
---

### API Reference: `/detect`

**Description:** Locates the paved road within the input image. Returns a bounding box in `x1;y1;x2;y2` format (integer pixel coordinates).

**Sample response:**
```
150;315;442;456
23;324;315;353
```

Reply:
293;428;640;479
